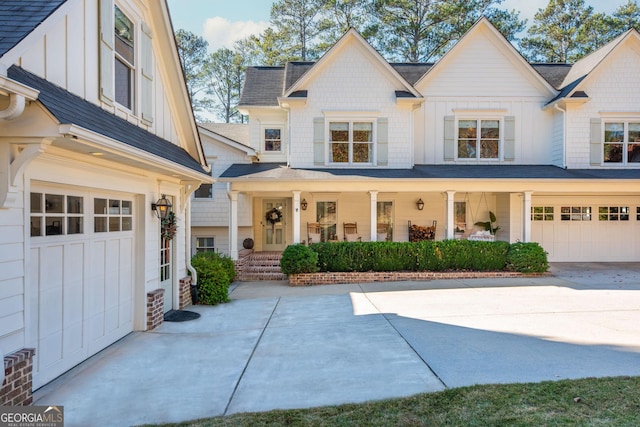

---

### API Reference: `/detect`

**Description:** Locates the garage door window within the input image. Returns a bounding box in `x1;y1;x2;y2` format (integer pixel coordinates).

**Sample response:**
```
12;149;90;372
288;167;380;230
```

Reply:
95;198;133;232
531;206;554;221
598;206;629;221
637;207;640;220
30;192;84;236
560;206;591;221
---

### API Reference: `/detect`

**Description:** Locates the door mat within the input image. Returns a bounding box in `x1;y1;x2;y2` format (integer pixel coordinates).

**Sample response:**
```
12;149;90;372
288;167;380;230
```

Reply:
163;310;201;322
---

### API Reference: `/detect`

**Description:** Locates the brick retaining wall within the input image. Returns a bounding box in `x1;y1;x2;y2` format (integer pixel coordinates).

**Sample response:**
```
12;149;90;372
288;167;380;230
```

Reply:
289;271;546;286
1;348;35;406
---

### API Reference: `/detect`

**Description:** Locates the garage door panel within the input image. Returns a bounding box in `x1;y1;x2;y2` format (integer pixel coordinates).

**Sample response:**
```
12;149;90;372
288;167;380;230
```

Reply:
532;199;639;262
31;189;136;389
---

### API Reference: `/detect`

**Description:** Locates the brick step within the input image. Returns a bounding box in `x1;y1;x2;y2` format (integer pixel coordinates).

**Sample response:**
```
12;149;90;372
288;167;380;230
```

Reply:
238;252;287;281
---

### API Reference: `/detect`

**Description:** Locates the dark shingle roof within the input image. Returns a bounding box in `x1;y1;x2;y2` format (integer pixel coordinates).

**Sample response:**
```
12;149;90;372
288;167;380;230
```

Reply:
0;0;67;57
283;62;314;91
238;66;285;107
8;65;207;174
221;163;640;180
531;64;573;89
390;63;433;85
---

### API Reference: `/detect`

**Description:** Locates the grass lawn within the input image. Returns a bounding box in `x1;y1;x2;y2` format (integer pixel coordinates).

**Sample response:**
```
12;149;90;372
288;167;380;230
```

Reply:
145;376;640;426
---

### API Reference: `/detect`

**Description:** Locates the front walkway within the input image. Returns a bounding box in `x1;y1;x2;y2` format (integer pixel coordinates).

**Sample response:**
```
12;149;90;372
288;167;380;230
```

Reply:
34;264;640;426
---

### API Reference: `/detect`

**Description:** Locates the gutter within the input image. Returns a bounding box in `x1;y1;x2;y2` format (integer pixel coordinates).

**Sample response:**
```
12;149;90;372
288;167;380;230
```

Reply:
554;104;567;168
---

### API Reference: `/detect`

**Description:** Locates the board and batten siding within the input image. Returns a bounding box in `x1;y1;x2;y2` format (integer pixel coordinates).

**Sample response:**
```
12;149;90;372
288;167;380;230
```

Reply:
5;0;180;146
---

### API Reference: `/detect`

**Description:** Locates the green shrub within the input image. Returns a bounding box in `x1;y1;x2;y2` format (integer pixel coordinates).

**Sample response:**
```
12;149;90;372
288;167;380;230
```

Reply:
506;242;549;273
280;244;319;274
191;252;232;305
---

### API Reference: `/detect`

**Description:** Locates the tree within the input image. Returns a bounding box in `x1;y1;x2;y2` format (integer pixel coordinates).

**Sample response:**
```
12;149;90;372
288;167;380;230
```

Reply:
270;0;331;61
370;0;524;62
611;0;640;33
174;29;211;116
235;29;295;66
520;0;595;63
318;0;379;51
206;48;247;123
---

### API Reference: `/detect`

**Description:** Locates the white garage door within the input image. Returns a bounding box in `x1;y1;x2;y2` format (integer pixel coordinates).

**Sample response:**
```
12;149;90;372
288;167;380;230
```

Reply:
29;188;135;389
531;200;640;262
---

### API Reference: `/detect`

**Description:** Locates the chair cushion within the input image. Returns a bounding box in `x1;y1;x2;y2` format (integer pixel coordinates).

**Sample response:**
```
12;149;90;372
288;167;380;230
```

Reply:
308;233;321;243
345;233;360;242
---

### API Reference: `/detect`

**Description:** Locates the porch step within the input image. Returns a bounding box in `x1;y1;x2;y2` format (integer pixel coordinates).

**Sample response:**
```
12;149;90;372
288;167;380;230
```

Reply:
240;252;287;281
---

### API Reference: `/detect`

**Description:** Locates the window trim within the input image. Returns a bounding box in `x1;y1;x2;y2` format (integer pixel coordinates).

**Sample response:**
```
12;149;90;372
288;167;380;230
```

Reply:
262;126;283;153
325;117;377;166
602;120;640;165
455;117;503;161
114;4;136;112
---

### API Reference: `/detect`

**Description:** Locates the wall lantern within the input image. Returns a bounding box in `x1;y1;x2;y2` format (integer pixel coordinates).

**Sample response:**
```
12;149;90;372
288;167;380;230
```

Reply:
152;194;172;219
416;198;425;211
300;198;308;211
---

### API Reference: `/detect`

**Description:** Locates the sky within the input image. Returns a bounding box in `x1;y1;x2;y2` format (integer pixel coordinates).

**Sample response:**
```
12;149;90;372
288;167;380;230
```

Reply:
166;0;631;52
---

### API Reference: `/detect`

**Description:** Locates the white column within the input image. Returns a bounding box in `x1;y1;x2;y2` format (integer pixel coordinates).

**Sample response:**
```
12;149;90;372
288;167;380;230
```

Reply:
523;191;532;243
292;190;301;244
227;189;239;260
369;191;378;241
446;190;455;240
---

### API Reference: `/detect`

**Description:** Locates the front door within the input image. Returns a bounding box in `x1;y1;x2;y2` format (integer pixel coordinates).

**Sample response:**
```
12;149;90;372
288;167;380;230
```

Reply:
160;234;173;312
263;199;287;251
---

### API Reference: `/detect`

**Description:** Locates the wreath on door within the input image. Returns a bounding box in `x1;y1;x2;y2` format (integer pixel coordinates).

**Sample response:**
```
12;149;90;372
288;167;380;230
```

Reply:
161;211;177;240
265;208;282;225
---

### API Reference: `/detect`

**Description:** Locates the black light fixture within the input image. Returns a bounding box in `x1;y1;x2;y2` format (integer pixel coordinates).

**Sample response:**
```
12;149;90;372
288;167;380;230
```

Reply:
416;198;425;211
152;194;172;219
300;198;308;211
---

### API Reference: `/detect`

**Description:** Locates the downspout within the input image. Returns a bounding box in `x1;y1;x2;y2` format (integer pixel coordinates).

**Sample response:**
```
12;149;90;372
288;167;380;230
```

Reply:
554;103;567;168
185;196;197;287
286;107;291;167
0;93;26;120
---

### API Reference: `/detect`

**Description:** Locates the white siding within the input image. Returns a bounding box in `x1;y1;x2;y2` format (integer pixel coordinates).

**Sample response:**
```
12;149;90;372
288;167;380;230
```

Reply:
287;41;414;169
565;43;640;169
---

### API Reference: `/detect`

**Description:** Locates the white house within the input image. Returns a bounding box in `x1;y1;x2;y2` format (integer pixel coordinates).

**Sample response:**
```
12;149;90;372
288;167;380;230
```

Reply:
220;19;639;263
0;0;211;402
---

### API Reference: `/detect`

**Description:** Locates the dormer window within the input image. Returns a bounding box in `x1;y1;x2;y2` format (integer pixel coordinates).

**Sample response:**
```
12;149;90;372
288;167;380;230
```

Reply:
114;6;134;110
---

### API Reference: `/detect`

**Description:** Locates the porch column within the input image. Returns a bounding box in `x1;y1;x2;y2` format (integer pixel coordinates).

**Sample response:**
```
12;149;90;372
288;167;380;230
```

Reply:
446;190;455;239
227;189;239;260
523;191;532;243
369;191;378;241
292;191;301;244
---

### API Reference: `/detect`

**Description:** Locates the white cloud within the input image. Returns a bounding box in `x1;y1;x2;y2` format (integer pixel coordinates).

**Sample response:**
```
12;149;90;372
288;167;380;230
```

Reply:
203;17;269;51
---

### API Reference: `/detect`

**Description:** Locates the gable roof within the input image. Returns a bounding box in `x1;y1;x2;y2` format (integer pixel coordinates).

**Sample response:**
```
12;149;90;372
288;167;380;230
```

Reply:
283;28;422;100
414;17;556;96
0;0;66;58
545;29;640;107
9;65;208;174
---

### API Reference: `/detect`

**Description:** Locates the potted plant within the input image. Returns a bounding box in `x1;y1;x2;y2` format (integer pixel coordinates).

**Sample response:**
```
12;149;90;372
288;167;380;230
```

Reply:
474;211;500;235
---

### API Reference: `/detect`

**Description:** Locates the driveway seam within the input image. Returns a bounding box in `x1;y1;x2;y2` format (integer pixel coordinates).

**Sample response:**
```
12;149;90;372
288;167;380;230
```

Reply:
358;284;449;389
223;296;281;416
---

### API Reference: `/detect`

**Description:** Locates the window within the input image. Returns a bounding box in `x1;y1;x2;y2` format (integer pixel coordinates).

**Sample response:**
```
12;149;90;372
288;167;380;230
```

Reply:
264;128;282;152
458;119;500;159
30;193;84;236
114;6;135;110
531;206;554;221
194;164;214;199
598;206;629;221
603;122;640;164
637;207;640;220
454;201;466;232
94;198;133;232
377;201;393;241
195;237;215;253
316;201;337;241
329;121;373;164
560;206;591;221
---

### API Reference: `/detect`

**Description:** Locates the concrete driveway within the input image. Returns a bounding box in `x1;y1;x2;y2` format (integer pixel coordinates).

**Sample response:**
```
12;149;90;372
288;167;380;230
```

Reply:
34;263;640;426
